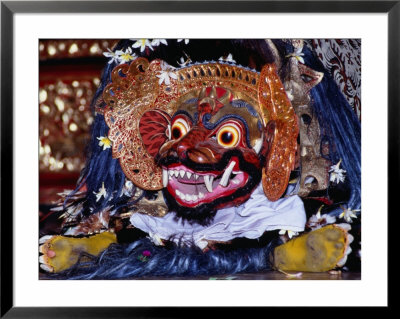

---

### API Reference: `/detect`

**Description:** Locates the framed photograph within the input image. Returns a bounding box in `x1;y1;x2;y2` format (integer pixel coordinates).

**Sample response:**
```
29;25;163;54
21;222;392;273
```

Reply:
1;0;394;316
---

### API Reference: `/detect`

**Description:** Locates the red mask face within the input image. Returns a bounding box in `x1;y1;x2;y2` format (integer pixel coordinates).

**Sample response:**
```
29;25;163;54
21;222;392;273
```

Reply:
140;86;274;224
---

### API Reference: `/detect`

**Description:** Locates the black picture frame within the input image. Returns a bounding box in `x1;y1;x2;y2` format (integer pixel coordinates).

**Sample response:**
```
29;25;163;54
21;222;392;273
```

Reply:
1;0;395;317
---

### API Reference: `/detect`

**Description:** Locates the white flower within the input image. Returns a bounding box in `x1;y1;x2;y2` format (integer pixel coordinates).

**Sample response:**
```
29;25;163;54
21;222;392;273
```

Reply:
177;39;190;45
339;206;360;223
151;39;168;47
219;53;236;63
157;71;178;85
97;136;112;150
103;48;120;64
294;47;305;64
115;47;137;64
121;180;134;197
156;61;177;85
132;39;153;52
307;206;336;230
94;182;107;202
329;159;346;184
286;47;305;64
279;229;299;239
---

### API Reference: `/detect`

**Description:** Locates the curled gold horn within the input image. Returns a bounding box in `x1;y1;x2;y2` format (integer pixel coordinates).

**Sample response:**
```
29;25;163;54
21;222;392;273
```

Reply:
258;64;299;201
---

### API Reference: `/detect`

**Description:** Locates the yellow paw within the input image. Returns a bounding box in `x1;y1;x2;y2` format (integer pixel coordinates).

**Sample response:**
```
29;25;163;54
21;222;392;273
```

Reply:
39;231;117;273
273;224;353;272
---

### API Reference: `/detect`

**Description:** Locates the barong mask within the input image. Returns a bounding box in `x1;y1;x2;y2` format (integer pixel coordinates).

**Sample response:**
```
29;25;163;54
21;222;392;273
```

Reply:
102;58;298;223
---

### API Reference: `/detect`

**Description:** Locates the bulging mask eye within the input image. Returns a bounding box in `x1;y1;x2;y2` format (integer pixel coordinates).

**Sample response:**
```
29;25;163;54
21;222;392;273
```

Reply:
171;117;190;140
216;123;241;148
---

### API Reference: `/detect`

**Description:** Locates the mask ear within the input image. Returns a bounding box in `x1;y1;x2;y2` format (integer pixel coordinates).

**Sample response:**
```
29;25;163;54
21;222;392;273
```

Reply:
139;109;171;158
260;120;276;157
258;64;299;201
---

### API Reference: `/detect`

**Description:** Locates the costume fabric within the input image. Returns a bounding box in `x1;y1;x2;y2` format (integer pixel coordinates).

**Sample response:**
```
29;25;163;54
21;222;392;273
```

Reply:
131;183;306;249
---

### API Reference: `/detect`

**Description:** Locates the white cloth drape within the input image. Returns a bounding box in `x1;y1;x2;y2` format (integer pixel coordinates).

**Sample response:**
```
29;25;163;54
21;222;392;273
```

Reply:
130;183;306;249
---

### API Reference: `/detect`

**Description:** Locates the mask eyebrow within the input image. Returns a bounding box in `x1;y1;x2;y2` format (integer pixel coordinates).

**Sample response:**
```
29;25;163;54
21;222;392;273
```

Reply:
171;110;194;123
202;113;252;148
231;99;263;134
231;99;259;117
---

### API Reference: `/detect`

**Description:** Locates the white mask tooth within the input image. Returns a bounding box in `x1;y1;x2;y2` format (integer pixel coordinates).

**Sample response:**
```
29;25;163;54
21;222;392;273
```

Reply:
198;192;204;199
204;175;214;193
180;170;185;178
232;178;240;185
162;169;168;187
174;170;179;178
219;161;236;187
192;194;198;201
169;170;174;176
219;177;228;187
186;171;192;179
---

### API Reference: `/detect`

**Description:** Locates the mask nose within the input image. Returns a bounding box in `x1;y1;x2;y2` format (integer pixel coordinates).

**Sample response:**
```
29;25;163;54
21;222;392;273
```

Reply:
175;127;218;164
176;127;206;158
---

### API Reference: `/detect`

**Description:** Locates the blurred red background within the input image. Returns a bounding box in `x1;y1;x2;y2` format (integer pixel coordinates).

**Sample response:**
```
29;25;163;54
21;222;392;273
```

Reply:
39;39;118;208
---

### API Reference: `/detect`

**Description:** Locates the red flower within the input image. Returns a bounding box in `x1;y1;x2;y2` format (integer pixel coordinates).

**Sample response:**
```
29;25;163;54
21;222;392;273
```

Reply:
142;250;151;257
